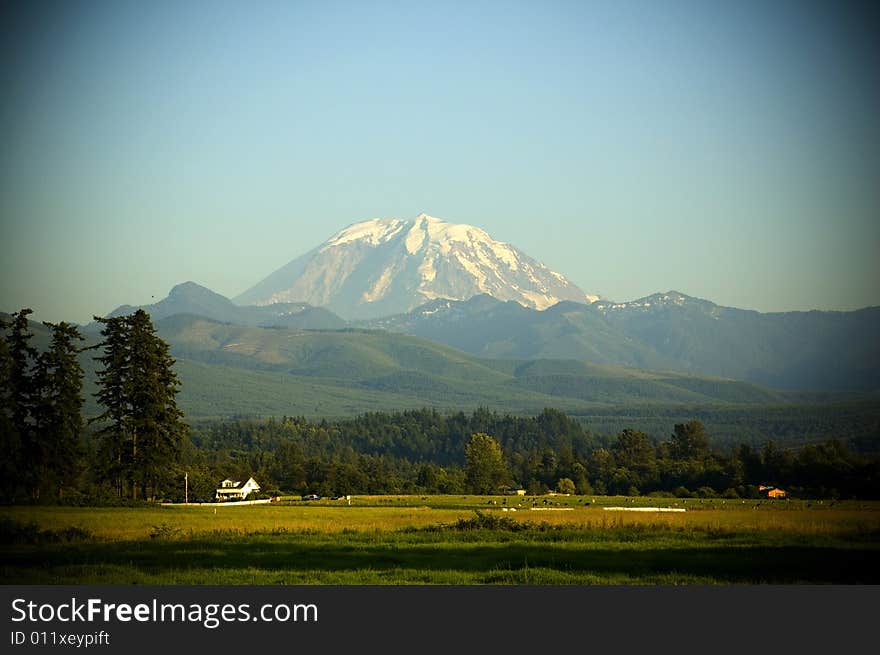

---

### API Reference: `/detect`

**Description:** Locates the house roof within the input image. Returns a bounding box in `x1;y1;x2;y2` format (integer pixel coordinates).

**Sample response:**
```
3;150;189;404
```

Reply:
216;477;259;490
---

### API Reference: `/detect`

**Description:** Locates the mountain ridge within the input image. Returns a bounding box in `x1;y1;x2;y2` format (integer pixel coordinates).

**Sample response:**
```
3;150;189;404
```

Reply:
97;281;345;330
358;292;880;392
91;280;880;392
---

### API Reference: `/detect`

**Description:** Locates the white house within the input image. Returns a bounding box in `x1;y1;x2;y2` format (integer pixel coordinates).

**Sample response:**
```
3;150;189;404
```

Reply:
215;477;260;501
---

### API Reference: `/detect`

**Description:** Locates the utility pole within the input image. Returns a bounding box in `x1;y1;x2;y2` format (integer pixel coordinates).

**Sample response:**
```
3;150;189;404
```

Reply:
185;472;189;504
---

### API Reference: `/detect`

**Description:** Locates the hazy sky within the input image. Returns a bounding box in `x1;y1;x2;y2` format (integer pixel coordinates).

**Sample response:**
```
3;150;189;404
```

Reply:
1;0;878;324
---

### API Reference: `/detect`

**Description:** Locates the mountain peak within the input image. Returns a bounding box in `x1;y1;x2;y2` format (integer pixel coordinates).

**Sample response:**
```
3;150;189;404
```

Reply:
169;281;220;297
235;214;599;319
106;282;346;329
415;212;443;222
325;217;406;249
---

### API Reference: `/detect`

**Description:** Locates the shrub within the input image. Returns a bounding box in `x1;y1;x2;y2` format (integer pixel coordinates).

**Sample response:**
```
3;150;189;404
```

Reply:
150;523;182;539
556;478;576;495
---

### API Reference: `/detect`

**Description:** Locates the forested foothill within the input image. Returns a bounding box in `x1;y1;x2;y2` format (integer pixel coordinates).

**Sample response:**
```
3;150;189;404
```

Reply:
2;309;878;505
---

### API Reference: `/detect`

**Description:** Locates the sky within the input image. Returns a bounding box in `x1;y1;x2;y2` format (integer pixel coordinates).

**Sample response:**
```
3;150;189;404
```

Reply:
1;0;878;324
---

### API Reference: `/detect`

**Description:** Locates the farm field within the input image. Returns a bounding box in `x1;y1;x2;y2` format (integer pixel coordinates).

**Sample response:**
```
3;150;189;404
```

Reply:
2;495;879;585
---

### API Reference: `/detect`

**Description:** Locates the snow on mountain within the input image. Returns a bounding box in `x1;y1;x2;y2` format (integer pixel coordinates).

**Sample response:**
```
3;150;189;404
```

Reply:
592;291;720;315
235;213;598;319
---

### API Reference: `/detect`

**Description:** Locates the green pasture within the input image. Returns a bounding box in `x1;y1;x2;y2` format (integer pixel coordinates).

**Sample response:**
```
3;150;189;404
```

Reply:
2;496;879;585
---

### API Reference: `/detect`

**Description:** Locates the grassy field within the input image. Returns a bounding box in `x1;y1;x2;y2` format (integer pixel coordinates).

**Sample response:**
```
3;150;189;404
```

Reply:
2;495;879;585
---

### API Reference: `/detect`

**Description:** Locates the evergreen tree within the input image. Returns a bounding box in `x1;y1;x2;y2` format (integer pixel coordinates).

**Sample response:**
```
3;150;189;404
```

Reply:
0;331;20;500
1;309;38;499
33;321;85;501
91;310;186;500
127;309;186;499
91;315;131;497
4;310;37;435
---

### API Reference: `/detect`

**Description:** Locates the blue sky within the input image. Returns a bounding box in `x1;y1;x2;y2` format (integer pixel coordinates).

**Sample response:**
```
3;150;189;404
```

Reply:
1;0;877;324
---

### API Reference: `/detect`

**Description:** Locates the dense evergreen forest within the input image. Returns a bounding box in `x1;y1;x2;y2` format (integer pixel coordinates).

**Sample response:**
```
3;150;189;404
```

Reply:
164;409;879;502
566;400;880;451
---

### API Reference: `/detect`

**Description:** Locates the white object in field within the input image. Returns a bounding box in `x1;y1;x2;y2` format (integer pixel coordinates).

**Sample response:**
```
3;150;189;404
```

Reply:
603;507;686;512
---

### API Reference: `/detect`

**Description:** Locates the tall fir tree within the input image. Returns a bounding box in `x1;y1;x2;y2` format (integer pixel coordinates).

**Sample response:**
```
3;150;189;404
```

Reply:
33;321;85;501
127;310;186;500
91;310;186;500
0;328;19;501
91;315;131;497
1;309;39;499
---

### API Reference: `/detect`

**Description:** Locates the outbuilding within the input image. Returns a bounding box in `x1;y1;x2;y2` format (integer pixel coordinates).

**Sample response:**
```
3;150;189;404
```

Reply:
759;485;787;499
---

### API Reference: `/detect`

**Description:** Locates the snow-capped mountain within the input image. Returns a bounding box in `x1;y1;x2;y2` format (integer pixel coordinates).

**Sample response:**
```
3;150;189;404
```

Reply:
235;213;598;319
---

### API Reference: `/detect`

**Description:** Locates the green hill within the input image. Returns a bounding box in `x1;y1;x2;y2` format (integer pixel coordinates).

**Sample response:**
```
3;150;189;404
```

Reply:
0;311;799;419
149;315;783;417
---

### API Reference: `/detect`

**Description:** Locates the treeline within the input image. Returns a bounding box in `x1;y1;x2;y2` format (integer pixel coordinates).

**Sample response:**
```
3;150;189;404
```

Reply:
176;409;880;501
569;402;880;451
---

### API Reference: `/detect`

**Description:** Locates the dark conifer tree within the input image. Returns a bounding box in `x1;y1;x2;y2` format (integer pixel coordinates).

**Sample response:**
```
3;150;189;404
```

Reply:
91;315;132;497
92;310;186;500
0;330;20;500
1;309;38;499
33;321;85;501
127;310;186;500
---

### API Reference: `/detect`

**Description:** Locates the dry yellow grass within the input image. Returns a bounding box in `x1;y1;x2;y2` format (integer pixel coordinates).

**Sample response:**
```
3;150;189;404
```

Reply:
3;497;877;541
1;505;472;540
